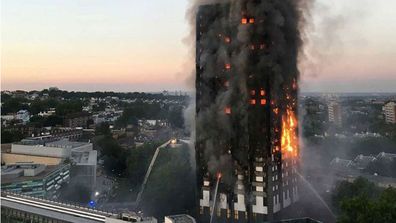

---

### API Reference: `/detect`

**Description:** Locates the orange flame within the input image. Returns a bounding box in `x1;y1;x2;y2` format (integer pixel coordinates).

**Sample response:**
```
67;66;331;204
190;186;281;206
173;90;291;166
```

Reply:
225;107;231;114
281;108;298;157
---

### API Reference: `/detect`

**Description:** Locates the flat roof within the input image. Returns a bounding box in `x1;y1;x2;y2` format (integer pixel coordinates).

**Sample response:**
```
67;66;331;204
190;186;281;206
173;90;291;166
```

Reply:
46;139;90;149
1;165;67;185
71;150;97;165
165;214;195;223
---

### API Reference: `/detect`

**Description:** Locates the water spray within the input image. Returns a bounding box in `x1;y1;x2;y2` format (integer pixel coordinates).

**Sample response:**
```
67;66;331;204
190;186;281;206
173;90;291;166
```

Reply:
295;170;336;219
209;172;222;223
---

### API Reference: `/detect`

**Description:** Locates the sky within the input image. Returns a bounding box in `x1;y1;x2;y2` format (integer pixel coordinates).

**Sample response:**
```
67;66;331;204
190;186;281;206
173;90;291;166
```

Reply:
1;0;396;93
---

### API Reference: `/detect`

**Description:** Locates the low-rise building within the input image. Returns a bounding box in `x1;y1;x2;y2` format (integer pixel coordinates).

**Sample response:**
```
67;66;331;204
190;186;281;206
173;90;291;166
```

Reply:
1;163;70;199
330;158;354;171
376;152;396;161
3;138;97;195
165;214;196;223
64;112;91;128
1;193;158;223
354;154;376;170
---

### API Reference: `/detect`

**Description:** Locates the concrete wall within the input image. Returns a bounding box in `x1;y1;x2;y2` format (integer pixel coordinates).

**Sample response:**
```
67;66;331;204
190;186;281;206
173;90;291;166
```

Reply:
11;144;71;158
24;164;46;176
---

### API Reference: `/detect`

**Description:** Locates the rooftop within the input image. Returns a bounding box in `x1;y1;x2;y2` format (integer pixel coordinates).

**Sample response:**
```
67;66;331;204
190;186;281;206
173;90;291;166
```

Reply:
377;152;396;160
330;157;354;170
1;164;68;185
71;150;97;165
46;139;90;149
165;214;196;223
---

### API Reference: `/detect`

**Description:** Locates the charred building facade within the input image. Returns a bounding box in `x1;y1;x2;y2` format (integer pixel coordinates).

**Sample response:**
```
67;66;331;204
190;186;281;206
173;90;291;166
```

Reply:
195;1;301;222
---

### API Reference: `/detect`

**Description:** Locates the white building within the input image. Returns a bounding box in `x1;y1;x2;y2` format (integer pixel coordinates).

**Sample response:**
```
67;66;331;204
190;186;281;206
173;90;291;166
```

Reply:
10;139;97;194
383;101;396;124
164;215;196;223
16;110;30;123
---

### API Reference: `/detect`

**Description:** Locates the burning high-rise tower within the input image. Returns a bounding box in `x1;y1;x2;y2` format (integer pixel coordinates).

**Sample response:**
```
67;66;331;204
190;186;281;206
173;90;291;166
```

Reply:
195;0;301;222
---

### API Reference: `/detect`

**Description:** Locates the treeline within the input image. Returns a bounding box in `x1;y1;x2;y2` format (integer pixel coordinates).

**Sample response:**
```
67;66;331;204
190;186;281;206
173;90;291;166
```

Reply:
333;177;396;222
95;124;162;185
2;89;188;101
115;102;184;128
141;144;196;218
1;96;83;116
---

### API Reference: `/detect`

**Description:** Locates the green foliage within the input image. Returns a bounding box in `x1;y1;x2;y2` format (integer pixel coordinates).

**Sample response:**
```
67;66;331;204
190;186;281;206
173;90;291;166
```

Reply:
1;130;24;143
115;103;162;128
167;106;184;128
29;99;58;115
302;98;327;138
97;136;128;176
1;97;29;114
55;100;83;116
92;101;107;112
126;142;161;186
29;115;63;127
333;177;380;207
95;122;111;136
334;178;396;223
141;144;196;218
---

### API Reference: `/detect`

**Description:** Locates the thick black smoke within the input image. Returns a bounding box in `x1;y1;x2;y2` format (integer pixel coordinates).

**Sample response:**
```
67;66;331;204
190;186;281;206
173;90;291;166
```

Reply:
189;0;311;187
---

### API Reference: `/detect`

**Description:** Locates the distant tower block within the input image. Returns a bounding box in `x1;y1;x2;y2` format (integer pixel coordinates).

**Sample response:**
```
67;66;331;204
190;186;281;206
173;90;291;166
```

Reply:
328;100;342;126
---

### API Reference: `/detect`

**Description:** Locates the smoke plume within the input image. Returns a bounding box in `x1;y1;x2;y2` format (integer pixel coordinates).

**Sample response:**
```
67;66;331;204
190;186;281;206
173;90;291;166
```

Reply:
183;0;314;190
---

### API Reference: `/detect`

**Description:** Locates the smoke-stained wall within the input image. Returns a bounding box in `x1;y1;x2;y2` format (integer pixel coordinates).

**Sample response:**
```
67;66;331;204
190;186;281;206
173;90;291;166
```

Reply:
194;0;306;222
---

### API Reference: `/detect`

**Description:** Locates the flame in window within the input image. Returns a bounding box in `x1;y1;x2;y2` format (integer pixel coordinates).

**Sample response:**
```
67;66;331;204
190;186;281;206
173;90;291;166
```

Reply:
225;107;231;114
225;63;231;70
273;108;279;115
250;99;256;105
281;108;298;157
241;18;248;24
249;18;255;24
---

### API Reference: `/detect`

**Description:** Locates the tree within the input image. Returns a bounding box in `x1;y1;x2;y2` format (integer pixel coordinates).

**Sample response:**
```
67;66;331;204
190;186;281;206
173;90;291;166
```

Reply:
95;122;111;136
1;97;29;115
55;100;83;116
334;178;396;223
126;142;161;186
167;106;184;128
96;136;128;176
1;130;24;143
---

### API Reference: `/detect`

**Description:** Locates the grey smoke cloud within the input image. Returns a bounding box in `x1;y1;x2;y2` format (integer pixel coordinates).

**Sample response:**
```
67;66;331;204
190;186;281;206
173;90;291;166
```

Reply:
183;0;313;191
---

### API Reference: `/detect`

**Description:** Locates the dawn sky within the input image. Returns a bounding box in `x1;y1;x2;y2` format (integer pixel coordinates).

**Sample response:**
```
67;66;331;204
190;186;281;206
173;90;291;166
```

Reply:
1;0;395;92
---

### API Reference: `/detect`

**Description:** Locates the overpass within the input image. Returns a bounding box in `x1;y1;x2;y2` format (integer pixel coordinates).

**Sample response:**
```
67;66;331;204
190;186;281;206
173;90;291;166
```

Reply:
1;192;157;223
